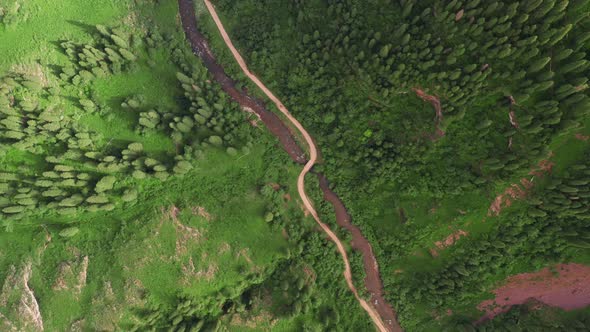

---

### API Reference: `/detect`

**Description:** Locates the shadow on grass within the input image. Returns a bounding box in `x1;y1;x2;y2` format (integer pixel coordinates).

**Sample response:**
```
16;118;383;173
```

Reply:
66;20;98;35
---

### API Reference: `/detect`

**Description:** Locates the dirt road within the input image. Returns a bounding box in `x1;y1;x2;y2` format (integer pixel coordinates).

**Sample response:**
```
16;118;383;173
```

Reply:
178;1;401;330
201;2;397;330
316;174;399;329
177;0;306;164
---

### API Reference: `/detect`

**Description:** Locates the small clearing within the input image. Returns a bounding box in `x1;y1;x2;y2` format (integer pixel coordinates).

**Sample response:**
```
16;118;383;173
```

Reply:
412;87;445;140
488;156;554;216
476;263;590;323
429;229;469;257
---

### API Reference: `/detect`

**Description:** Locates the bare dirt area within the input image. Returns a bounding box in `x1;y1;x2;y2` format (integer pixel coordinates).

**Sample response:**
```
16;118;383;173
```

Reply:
488;179;531;216
0;233;53;331
488;156;555;216
429;229;469;257
412;88;445;140
0;262;44;331
507;95;520;130
191;206;212;221
476;263;590;324
52;255;89;295
508;111;519;129
160;206;204;255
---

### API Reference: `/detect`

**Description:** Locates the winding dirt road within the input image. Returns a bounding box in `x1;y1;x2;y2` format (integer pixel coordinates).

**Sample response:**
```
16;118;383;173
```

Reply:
178;1;401;330
201;2;396;330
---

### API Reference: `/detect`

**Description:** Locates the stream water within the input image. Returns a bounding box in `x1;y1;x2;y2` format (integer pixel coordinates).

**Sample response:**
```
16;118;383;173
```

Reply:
178;1;400;330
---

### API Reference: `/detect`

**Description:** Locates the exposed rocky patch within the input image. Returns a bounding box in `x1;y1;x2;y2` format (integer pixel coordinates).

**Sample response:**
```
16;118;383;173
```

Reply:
0;262;44;331
52;255;89;295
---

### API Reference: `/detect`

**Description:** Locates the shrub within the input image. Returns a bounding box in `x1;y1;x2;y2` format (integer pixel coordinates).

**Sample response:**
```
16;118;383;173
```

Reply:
95;175;117;193
59;227;80;238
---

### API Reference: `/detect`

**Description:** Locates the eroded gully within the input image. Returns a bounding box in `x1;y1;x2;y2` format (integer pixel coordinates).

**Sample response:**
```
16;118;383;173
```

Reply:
178;1;401;331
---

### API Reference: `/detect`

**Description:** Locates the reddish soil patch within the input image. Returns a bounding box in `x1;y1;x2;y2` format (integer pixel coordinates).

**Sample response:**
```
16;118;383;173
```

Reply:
435;230;468;249
429;248;440;257
575;133;589;141
476;263;590;324
432;309;454;321
413;88;443;122
430;229;469;257
488;156;554;216
413;88;445;140
268;182;281;191
530;155;555;176
488;180;529;216
161;205;181;223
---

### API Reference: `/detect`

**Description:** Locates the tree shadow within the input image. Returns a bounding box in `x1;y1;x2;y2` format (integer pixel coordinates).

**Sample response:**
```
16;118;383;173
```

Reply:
65;20;97;35
46;64;64;77
60;95;81;105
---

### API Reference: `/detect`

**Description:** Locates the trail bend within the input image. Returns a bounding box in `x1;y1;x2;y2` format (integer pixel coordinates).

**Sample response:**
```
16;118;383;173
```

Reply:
178;0;402;330
201;1;393;331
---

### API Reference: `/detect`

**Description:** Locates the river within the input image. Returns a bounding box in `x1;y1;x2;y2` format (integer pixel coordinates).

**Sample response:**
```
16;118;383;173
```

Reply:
178;1;401;330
